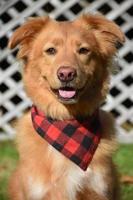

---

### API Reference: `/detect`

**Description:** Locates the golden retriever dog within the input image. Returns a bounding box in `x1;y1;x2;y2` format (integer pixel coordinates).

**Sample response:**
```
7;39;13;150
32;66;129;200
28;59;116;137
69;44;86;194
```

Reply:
8;14;125;200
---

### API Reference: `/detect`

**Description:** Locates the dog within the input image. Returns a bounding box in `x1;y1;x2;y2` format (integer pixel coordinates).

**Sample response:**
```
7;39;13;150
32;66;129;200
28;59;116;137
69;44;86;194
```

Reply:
8;14;125;200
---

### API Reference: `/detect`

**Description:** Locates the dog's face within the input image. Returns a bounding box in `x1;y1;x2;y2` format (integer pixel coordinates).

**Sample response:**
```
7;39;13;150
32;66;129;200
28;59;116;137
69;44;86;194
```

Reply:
9;15;124;117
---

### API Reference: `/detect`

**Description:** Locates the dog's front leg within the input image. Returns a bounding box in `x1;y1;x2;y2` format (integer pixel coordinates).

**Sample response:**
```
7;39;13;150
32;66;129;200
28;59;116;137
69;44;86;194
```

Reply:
8;169;25;200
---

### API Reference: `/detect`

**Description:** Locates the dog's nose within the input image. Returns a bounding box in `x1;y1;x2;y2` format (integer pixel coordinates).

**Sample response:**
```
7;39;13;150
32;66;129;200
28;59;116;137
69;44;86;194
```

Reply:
57;67;76;82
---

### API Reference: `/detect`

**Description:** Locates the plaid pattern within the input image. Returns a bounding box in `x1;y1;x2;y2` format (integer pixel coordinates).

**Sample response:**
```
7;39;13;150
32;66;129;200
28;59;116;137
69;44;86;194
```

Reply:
31;105;101;171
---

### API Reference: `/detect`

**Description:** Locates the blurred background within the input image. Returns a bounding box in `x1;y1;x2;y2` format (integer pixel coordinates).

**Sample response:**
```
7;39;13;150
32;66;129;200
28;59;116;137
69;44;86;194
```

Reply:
0;0;133;199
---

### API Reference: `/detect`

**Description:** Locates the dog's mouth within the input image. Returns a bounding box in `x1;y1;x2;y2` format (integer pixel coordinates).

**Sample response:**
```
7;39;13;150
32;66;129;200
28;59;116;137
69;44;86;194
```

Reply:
59;87;76;99
52;86;80;104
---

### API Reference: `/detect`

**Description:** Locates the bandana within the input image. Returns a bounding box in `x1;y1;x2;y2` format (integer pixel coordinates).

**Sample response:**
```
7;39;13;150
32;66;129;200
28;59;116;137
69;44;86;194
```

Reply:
31;105;101;171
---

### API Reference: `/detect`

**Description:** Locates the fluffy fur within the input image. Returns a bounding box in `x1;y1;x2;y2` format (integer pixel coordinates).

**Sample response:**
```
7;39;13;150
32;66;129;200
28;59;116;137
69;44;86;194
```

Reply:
8;14;125;200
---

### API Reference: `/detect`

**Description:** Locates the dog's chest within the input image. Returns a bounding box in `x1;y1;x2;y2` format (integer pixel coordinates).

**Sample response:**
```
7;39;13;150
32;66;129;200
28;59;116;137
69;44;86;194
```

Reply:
26;143;108;200
27;166;85;200
27;166;107;200
65;167;107;199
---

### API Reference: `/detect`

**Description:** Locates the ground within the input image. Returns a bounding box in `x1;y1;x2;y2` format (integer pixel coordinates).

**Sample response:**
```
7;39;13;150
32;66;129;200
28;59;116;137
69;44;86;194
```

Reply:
0;141;133;200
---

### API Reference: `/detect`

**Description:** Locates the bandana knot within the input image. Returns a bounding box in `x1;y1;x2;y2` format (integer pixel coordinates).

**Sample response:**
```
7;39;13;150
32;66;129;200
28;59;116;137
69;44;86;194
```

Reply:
31;105;101;171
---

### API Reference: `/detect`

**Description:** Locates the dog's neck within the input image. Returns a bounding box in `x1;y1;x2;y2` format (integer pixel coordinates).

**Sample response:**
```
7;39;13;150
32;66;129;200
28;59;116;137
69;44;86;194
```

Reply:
31;105;101;170
35;99;102;121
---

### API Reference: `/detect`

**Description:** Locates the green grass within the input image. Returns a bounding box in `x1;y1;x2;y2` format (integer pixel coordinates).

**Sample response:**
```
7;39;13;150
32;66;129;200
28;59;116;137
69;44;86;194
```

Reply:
0;142;133;200
0;141;18;200
114;144;133;200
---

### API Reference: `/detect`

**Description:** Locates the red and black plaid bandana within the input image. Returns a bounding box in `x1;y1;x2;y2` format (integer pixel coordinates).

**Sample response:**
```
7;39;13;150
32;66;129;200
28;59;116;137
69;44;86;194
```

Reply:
31;105;101;171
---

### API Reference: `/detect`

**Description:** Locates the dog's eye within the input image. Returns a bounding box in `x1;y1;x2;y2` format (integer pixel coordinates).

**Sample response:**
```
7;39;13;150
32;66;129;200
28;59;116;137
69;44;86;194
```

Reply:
78;47;90;55
45;48;57;55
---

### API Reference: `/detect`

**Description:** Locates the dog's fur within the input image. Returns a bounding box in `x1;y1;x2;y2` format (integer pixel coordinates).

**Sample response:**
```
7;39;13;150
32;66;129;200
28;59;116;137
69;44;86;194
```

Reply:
8;15;125;200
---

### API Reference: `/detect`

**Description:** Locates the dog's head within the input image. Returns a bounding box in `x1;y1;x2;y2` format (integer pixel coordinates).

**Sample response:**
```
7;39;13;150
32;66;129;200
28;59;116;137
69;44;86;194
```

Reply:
9;15;125;119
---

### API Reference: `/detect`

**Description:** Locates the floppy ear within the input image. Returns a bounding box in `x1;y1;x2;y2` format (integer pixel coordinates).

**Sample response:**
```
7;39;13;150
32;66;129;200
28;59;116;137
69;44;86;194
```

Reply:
81;14;125;57
8;16;49;60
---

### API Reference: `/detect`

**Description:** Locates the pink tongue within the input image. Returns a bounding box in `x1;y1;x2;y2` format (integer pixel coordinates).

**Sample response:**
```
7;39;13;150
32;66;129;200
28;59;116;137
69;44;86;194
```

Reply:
59;89;76;98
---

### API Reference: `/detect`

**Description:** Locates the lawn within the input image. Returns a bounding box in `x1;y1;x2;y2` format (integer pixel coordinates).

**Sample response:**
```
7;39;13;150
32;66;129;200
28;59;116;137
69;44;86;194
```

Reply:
0;141;133;200
0;141;18;200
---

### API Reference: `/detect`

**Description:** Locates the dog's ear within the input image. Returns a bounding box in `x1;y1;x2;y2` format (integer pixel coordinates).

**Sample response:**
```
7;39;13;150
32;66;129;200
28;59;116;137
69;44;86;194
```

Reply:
8;16;49;61
8;16;49;49
80;15;125;57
